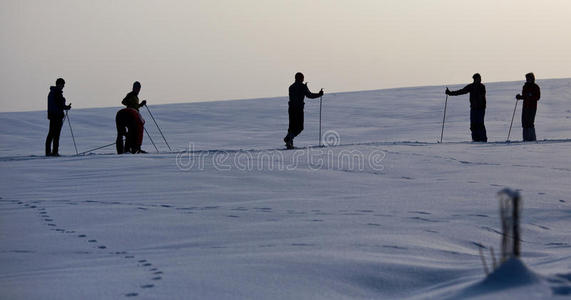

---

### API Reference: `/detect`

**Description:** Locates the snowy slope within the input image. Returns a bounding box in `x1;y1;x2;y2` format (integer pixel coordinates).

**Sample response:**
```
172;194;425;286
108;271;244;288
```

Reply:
0;79;570;299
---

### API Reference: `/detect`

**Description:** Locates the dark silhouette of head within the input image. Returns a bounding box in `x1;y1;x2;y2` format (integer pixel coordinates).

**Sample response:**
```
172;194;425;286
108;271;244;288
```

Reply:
55;78;65;89
133;81;141;94
472;73;481;84
525;72;535;83
295;72;304;83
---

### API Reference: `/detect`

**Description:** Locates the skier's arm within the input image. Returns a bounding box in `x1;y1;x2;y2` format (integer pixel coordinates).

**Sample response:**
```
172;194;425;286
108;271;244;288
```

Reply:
304;84;324;99
516;86;525;100
58;95;71;110
447;85;471;96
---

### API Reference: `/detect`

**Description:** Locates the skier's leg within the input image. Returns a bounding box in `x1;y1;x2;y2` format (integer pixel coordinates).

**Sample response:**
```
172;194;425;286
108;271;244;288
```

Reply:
116;123;125;154
134;110;145;151
529;107;537;141
522;106;528;141
135;120;144;153
288;109;304;148
45;119;55;155
481;109;487;142
286;106;295;142
126;119;138;154
285;107;301;148
52;118;64;155
125;128;136;153
522;127;535;141
471;109;486;142
530;128;536;141
116;110;127;154
297;110;304;137
290;108;304;138
522;106;536;141
470;109;478;141
116;134;125;154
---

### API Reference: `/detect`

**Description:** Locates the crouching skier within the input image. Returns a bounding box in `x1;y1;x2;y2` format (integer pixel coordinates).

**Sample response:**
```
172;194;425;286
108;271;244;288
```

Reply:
116;108;145;154
516;73;540;141
284;72;324;149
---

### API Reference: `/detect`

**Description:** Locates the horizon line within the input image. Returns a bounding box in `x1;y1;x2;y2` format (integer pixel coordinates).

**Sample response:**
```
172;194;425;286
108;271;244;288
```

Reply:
2;76;569;114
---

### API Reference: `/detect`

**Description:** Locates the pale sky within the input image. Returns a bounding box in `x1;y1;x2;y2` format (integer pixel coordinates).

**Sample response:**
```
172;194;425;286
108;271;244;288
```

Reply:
1;0;570;112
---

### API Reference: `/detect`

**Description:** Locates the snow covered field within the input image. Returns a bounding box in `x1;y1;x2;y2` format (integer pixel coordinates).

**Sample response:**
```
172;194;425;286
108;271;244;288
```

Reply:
1;79;570;299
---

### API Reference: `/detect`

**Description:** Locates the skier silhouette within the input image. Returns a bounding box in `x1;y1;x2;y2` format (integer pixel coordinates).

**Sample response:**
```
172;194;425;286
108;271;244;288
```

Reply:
446;73;488;142
45;78;71;156
284;72;323;149
516;73;540;141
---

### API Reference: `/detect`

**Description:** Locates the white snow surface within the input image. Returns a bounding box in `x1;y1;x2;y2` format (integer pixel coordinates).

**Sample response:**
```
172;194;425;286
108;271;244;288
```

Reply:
1;79;570;299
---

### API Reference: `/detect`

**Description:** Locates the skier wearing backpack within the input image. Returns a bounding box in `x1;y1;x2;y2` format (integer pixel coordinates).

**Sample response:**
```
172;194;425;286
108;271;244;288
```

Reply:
284;72;323;149
45;78;72;156
446;73;488;142
516;73;540;141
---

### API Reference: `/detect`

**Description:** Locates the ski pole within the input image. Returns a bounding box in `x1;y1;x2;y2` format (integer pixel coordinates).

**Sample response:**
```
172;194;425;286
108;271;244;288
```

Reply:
319;95;323;147
144;126;159;153
144;104;171;151
65;110;79;155
507;98;520;142
78;142;115;155
440;93;448;143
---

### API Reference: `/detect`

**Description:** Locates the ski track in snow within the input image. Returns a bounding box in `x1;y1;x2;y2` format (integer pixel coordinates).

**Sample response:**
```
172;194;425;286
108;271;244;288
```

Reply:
2;138;571;163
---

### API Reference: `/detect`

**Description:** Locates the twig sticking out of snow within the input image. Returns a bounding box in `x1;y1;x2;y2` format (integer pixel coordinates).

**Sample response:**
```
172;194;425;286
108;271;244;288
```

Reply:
490;247;497;270
498;189;522;262
479;247;490;275
478;189;523;275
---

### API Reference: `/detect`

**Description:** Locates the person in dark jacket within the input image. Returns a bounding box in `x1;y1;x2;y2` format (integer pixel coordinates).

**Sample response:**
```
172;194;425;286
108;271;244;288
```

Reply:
446;73;488;142
284;72;323;149
116;108;145;154
45;78;71;156
122;81;146;110
516;73;540;141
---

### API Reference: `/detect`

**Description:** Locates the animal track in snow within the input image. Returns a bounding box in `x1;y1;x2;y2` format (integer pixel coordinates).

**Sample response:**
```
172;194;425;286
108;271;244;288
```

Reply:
13;200;165;298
